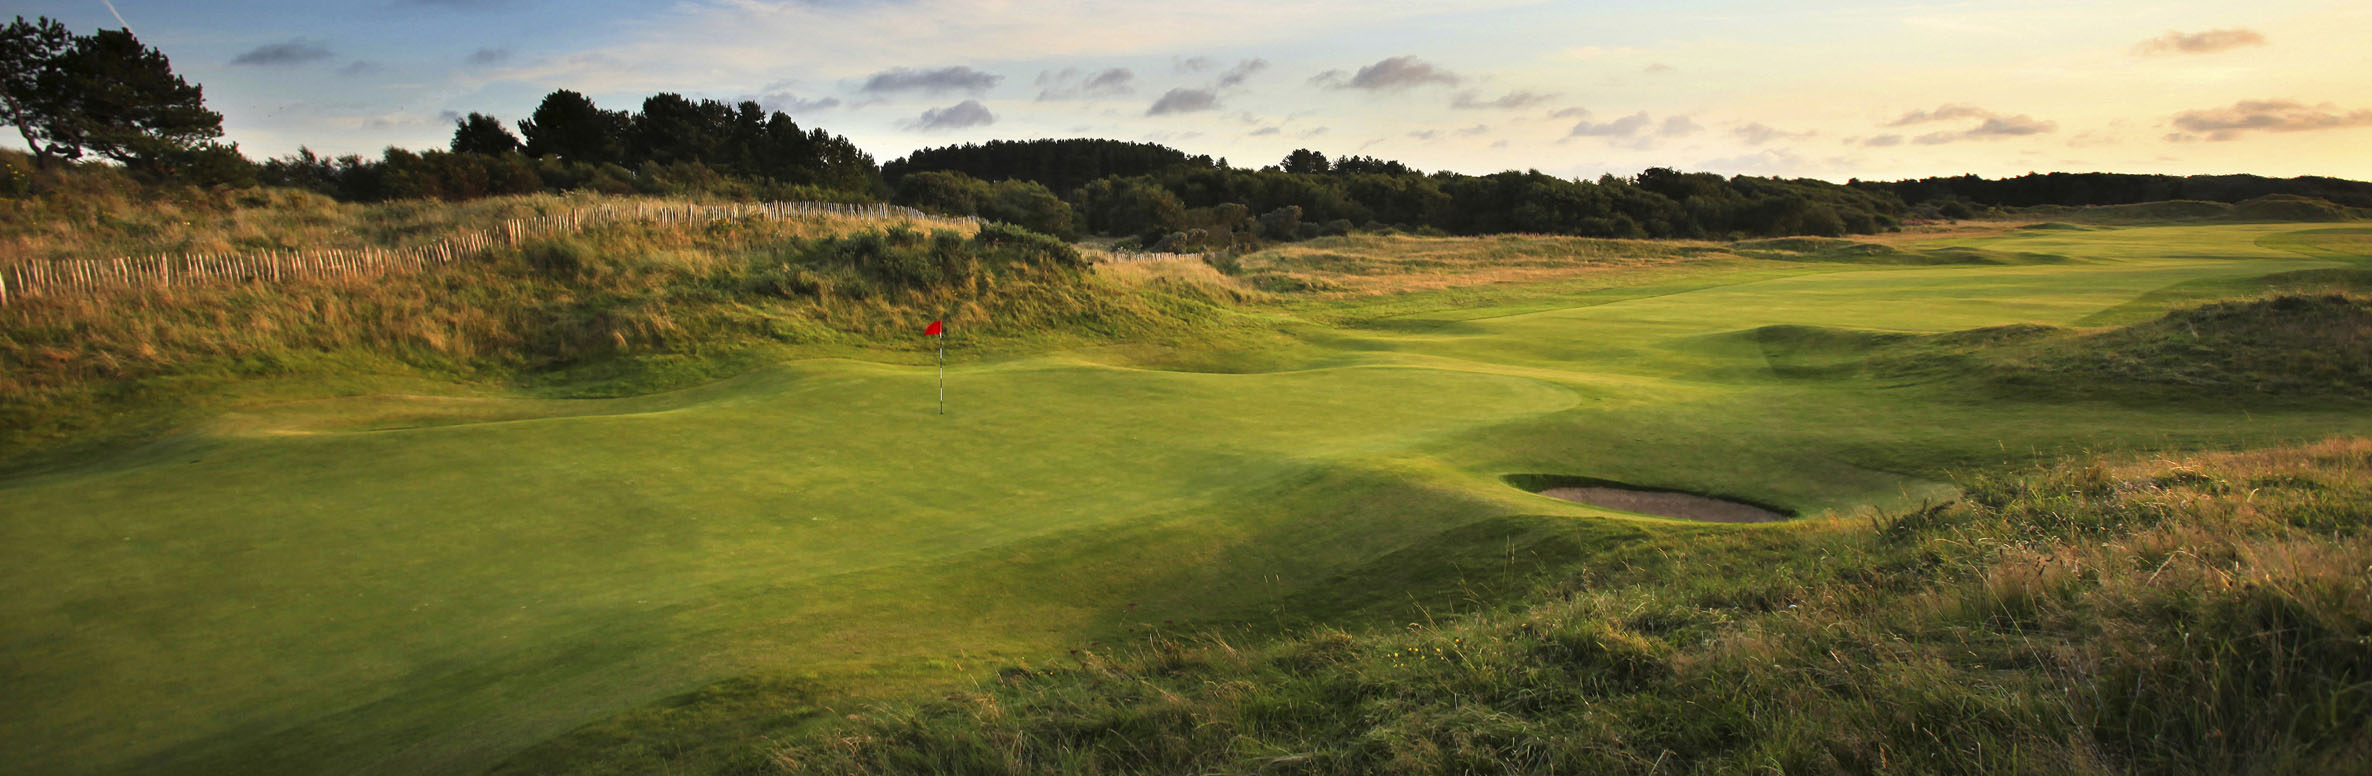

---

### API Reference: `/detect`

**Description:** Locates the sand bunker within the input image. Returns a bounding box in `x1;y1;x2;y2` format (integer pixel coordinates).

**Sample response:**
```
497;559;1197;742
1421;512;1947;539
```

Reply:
1522;480;1789;523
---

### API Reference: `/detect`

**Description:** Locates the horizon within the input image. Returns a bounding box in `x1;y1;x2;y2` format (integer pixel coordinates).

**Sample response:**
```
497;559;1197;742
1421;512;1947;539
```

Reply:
5;1;2369;183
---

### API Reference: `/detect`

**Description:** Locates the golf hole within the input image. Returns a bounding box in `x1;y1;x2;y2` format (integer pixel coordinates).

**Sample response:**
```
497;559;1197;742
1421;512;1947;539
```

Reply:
1504;474;1791;523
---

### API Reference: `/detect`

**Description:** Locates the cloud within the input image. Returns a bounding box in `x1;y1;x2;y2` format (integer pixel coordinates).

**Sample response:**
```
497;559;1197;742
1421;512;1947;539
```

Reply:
1643;62;1676;74
910;99;995;130
465;48;511;67
2167;99;2372;141
1913;114;2056;144
1887;104;1993;126
755;91;842;115
1217;58;1270;88
1451;89;1557;110
338;60;381;77
436;110;462;123
1250;126;1281;136
1733;122;1812;145
1407;130;1439;140
1964;115;2054;136
1316;55;1459;90
1456;124;1491;137
1037;67;1134;100
1657;116;1702;137
2134;28;2266;55
1565;111;1651;138
1147;87;1220;116
1695;148;1810;176
1860;134;1904;147
1176;56;1216;73
1299;127;1329;138
1886;104;2056;143
862;66;1002;95
230;40;332;66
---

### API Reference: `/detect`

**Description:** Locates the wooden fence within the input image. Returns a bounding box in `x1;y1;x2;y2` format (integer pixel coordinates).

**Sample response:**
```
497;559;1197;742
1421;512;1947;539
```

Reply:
1087;250;1209;263
0;199;973;306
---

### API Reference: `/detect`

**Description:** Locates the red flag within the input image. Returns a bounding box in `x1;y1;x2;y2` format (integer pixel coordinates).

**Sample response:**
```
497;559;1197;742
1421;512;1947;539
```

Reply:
924;320;944;336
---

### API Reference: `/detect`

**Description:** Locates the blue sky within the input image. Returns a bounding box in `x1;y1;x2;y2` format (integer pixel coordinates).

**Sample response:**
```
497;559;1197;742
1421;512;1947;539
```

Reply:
13;0;2372;180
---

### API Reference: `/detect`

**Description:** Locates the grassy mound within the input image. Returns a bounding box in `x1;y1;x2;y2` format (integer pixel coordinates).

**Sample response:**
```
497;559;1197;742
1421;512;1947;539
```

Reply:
1731;236;2068;265
770;439;2372;775
0;214;1246;465
2003;293;2372;399
2017;196;2358;226
1744;293;2372;404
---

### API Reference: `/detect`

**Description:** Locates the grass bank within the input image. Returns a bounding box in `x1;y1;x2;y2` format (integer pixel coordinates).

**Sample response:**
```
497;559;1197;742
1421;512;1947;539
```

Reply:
774;438;2372;775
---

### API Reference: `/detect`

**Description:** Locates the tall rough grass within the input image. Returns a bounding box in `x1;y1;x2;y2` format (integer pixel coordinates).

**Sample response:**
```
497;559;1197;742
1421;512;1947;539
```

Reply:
0;208;1247;464
773;440;2372;775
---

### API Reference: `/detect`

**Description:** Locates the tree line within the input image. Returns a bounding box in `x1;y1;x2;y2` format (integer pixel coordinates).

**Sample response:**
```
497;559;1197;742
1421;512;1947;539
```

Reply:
257;89;880;202
6;15;2365;244
887;144;1909;248
1858;172;2372;210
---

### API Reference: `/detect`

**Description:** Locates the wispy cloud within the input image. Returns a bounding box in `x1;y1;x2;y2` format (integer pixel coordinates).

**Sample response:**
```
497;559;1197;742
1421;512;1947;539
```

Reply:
1913;115;2056;144
910;99;996;129
2167;99;2372;141
753;91;842;115
2134;28;2266;55
1565;110;1651;138
1887;104;1992;126
1451;89;1557;110
464;48;511;67
1733;122;1812;145
1147;88;1220;116
1217;59;1270;87
1887;104;2055;144
863;66;1002;95
231;40;332;66
1314;55;1459;90
1037;67;1135;100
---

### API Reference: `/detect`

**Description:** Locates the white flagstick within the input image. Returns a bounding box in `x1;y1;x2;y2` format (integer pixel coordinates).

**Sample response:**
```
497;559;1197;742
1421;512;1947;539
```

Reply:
936;323;946;415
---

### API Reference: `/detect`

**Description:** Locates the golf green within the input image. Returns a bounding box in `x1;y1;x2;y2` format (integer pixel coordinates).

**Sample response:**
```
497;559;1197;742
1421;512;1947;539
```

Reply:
4;222;2365;774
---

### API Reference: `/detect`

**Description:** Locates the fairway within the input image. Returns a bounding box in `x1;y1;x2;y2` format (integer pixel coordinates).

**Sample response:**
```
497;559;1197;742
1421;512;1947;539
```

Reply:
4;223;2367;774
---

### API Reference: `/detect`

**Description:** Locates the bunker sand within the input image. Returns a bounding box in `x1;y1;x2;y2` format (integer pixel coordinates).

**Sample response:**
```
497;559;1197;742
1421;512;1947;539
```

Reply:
1538;486;1787;523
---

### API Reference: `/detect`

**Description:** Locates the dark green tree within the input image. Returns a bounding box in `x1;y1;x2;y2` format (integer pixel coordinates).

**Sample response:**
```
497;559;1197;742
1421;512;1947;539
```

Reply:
518;89;626;164
0;16;70;163
449;112;521;155
0;17;225;173
1258;205;1303;240
1280;148;1330;175
1073;176;1185;235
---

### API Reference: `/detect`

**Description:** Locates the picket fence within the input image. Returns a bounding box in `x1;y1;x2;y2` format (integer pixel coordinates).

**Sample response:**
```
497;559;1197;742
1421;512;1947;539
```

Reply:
0;200;973;306
1089;250;1207;263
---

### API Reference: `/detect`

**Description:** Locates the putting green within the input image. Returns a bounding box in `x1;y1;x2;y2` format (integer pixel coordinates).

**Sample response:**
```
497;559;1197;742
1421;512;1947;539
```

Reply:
3;222;2367;775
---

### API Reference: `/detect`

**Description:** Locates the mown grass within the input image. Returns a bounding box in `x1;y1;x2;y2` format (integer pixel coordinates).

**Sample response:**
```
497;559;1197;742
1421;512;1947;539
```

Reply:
774;438;2372;775
4;205;2371;775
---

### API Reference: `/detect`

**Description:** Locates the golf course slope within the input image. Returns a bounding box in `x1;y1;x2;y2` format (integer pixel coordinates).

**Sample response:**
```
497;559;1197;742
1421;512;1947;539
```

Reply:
3;218;2369;775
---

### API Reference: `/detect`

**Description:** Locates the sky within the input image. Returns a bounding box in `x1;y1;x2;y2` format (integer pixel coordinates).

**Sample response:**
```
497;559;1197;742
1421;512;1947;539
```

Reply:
11;0;2372;181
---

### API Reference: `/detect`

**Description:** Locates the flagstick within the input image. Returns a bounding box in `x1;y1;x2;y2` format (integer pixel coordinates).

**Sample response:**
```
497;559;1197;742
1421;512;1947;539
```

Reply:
936;328;946;415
